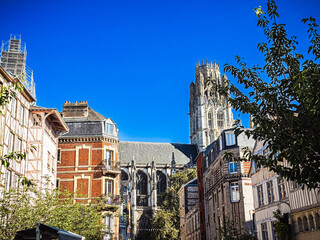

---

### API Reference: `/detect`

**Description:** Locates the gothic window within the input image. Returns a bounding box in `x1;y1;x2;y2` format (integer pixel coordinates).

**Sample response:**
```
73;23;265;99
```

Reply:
121;170;128;181
309;214;315;230
156;171;167;194
303;216;309;231
315;213;320;230
208;111;212;128
137;170;148;206
298;217;303;232
217;111;224;128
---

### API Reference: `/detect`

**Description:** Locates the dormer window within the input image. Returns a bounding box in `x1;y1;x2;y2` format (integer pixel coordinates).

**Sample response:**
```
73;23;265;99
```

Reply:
225;131;236;146
106;123;114;135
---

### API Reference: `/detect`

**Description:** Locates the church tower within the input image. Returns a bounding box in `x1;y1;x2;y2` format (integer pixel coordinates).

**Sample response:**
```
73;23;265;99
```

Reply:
189;60;233;151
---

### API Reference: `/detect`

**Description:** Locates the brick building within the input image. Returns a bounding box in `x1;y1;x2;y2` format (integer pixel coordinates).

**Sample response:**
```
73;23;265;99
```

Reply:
57;101;121;240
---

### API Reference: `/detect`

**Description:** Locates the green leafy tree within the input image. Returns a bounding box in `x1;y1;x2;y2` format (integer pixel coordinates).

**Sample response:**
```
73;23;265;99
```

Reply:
0;185;107;240
273;210;291;240
216;0;320;188
150;168;196;240
218;217;254;240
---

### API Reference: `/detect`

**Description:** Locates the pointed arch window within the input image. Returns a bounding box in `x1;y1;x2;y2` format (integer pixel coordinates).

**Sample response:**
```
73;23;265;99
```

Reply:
137;171;148;195
156;171;167;194
208;111;213;128
217;111;224;128
137;171;148;206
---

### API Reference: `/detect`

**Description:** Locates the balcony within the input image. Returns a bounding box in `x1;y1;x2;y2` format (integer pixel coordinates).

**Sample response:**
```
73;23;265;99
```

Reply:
102;161;121;175
103;195;121;212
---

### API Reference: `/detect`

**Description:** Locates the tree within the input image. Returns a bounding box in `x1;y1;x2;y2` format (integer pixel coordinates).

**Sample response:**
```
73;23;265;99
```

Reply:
150;168;196;240
216;0;320;188
0;185;107;240
218;217;254;240
273;210;291;240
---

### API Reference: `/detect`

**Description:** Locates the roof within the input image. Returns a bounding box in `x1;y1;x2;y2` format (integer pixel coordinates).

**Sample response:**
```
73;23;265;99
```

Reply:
120;141;198;165
14;223;84;240
63;107;108;122
62;121;105;137
30;106;68;133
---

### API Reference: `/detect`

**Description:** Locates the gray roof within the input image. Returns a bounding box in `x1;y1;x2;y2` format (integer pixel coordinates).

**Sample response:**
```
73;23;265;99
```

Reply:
120;141;198;165
62;121;105;137
63;107;108;122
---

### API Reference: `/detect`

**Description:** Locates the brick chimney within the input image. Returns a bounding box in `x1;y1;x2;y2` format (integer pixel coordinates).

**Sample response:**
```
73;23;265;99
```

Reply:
62;101;89;118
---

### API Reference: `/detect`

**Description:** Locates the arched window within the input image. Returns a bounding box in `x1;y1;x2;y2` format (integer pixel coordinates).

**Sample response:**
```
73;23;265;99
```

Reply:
298;217;303;232
309;214;315;231
136;171;148;195
121;170;128;181
315;213;320;230
156;171;167;194
303;216;309;231
208;111;212;128
217;111;224;128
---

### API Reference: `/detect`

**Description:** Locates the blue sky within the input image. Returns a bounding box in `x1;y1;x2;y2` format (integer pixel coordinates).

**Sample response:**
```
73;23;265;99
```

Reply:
1;0;319;143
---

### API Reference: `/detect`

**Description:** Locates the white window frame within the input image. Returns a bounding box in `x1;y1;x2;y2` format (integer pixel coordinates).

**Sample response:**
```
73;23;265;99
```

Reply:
225;131;236;146
230;182;240;202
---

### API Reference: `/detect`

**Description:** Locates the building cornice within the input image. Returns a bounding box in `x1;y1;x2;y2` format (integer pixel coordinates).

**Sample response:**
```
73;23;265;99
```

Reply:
59;135;119;144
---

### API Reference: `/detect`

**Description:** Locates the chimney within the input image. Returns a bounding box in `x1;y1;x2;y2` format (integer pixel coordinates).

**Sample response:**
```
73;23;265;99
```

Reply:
62;101;89;118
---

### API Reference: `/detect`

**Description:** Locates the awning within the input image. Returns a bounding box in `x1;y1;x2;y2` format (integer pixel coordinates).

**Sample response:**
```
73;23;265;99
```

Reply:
14;223;85;240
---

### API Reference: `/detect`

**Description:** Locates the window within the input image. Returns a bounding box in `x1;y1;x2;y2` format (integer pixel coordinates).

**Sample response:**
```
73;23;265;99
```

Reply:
105;179;113;196
105;215;113;234
257;185;264;207
230;182;240;202
137;171;148;195
11;97;16;118
228;159;237;174
8;132;14;152
57;149;61;163
33;114;42;126
19;105;24;125
278;177;286;199
303;216;309;231
5;169;12;191
106;123;114;135
298;217;303;232
16;138;22;152
217;111;224;128
315;213;320;230
47;151;51;170
309;214;315;231
261;223;269;240
156;171;167;194
267;180;275;203
208;112;212;128
272;221;278;240
105;150;113;169
225;132;236;146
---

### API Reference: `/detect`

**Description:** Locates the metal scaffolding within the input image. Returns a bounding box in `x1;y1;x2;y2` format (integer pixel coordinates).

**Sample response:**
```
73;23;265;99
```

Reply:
0;34;36;99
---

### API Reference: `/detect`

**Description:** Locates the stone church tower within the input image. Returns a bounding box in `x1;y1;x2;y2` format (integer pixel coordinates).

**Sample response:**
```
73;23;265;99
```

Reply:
189;60;233;151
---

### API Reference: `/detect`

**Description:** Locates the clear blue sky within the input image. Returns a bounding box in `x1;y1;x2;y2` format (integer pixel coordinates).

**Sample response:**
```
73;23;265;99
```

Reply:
1;0;319;143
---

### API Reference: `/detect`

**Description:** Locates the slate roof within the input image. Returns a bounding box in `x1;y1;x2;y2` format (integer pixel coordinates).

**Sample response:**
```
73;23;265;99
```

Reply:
120;141;198;165
62;121;105;137
63;107;108;122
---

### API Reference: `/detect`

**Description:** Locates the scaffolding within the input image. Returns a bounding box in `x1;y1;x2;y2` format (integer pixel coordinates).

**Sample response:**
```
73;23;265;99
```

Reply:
0;34;36;99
